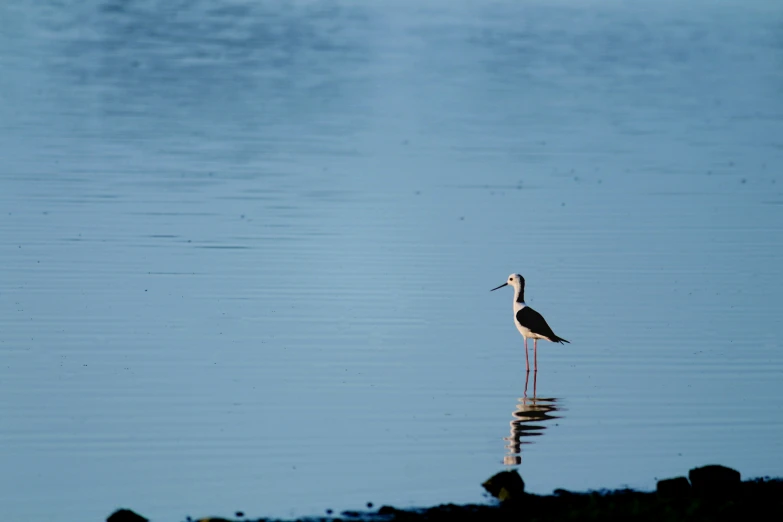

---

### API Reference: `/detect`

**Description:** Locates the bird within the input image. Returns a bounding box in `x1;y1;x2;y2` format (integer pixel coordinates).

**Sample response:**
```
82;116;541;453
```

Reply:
491;274;569;372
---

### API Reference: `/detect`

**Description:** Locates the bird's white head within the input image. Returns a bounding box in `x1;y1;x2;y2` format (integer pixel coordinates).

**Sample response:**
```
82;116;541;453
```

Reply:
491;273;525;292
491;273;526;303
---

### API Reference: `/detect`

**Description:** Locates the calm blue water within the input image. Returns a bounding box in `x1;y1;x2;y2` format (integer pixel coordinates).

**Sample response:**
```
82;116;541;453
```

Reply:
1;1;782;520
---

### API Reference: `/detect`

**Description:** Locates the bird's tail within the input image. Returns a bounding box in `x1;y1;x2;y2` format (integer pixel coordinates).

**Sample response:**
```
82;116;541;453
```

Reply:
552;335;570;344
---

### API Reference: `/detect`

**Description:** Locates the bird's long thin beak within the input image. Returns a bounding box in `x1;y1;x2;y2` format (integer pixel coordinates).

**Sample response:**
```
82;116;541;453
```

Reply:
490;283;508;292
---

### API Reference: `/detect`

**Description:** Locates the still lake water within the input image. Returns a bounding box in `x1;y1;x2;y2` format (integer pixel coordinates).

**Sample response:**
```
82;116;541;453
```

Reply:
1;0;782;520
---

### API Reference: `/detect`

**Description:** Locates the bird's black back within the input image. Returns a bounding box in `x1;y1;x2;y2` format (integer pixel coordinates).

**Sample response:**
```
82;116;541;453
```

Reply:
516;307;569;343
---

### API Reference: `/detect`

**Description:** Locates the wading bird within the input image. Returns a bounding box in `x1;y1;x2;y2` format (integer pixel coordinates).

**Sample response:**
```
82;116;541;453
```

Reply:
491;274;569;372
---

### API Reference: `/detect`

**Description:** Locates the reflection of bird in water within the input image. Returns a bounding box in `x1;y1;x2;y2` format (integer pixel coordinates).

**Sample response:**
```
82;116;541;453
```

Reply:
504;371;562;465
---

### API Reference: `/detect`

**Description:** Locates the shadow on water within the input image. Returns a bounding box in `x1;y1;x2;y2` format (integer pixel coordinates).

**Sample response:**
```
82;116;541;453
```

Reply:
504;372;562;466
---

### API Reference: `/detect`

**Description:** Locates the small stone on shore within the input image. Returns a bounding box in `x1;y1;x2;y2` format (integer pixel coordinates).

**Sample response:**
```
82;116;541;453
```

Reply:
481;469;525;503
656;476;691;498
689;464;741;496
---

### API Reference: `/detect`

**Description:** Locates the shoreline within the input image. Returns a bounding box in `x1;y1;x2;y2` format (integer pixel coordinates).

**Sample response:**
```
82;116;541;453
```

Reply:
107;464;783;522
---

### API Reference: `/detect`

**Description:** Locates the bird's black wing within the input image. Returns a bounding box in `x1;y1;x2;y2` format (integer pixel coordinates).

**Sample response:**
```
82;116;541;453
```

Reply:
516;307;569;343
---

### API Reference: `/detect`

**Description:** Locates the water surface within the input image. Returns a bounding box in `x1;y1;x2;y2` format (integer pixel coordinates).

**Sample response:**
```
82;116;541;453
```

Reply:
1;1;782;521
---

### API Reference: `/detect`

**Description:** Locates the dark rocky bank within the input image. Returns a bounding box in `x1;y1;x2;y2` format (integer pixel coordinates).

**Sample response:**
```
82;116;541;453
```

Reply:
107;465;783;522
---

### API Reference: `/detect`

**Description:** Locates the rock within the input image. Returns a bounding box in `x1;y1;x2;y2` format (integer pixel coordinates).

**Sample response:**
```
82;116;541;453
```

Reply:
377;505;403;516
482;470;525;503
656;476;691;498
689;465;741;496
107;509;148;522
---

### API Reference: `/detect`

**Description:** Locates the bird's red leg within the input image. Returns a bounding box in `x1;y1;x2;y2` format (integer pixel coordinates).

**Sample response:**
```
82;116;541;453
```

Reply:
524;337;530;373
534;339;539;372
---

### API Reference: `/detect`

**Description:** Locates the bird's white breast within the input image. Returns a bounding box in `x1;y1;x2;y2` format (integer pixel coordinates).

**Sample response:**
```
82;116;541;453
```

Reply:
515;322;547;340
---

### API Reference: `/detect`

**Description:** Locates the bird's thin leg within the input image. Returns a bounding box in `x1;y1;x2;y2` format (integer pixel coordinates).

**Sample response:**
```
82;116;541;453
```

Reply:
534;339;539;372
524;337;530;373
533;370;537;397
